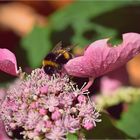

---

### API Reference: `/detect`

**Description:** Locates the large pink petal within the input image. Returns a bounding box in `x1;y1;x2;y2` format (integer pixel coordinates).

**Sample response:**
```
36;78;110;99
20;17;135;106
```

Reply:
65;33;140;78
0;49;18;76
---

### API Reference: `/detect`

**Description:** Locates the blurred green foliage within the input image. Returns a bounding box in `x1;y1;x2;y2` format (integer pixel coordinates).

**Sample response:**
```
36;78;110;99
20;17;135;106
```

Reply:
85;113;130;139
117;99;140;138
21;26;52;68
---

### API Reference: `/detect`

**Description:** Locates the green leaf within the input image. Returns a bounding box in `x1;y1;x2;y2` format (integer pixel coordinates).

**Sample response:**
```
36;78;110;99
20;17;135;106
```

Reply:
117;100;140;138
85;113;130;139
66;133;78;140
21;26;52;68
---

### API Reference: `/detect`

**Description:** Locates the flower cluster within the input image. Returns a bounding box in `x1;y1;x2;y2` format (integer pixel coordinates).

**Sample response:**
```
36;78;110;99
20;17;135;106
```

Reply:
0;68;100;140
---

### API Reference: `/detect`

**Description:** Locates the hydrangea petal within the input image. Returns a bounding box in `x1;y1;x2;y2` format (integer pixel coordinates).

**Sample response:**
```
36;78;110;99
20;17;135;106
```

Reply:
0;49;18;76
65;33;140;78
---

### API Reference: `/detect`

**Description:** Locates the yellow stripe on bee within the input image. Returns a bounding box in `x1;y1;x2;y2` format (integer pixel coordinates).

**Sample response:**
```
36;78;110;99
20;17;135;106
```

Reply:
42;60;59;67
57;50;70;59
64;52;70;59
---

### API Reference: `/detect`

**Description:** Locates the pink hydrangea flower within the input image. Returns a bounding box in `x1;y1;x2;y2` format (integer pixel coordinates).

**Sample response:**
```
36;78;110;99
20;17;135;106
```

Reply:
51;109;61;120
0;69;99;139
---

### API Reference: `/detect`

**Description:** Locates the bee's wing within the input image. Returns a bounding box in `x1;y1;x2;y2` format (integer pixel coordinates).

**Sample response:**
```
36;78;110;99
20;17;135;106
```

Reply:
65;44;78;52
56;44;77;59
53;42;77;52
53;43;77;59
52;41;62;52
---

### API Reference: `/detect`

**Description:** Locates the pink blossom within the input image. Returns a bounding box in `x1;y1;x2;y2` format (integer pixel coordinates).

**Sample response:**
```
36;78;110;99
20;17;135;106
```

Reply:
0;48;18;76
82;120;94;130
63;115;80;133
40;85;48;94
65;33;140;79
100;66;129;95
46;126;66;140
39;108;47;115
59;93;74;107
26;110;40;129
35;121;46;132
45;120;53;129
51;110;61;120
77;95;87;103
77;102;94;117
46;95;59;112
82;113;101;130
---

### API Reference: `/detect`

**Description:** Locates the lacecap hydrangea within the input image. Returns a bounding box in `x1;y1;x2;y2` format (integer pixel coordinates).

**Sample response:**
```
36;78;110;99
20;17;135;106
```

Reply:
0;68;100;140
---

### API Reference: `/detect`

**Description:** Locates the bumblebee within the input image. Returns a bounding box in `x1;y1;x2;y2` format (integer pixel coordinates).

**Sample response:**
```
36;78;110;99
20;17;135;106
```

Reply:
42;42;74;75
